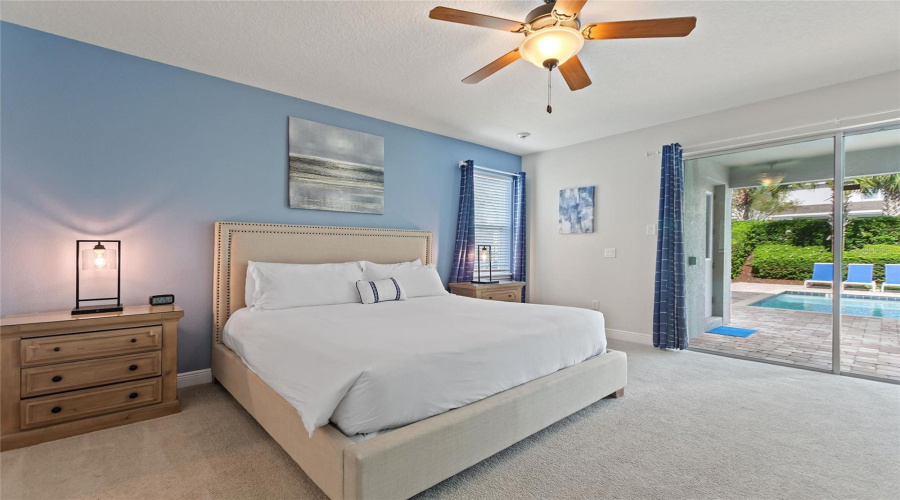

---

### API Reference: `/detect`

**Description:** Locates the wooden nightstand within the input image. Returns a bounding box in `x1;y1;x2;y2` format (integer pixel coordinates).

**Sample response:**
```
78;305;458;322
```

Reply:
0;304;183;450
449;281;526;303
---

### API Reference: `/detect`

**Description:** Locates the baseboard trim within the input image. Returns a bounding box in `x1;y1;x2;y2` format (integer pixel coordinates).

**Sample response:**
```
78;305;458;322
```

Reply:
177;368;213;388
606;329;651;344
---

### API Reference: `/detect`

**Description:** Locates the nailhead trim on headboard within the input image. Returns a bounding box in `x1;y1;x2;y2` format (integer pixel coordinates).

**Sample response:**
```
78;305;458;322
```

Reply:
213;223;434;344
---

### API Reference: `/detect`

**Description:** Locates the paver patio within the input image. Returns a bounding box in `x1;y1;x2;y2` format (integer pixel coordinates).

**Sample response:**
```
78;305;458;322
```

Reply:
690;282;900;382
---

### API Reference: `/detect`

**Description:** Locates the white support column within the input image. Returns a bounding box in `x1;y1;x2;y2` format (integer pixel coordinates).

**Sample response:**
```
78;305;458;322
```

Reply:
832;131;844;375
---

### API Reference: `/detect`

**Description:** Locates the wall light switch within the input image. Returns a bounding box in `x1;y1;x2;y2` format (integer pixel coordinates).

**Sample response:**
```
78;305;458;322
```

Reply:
591;300;600;310
604;248;616;258
646;224;656;236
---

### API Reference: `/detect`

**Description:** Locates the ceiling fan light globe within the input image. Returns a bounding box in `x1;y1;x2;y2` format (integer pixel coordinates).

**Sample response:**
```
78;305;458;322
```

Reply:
519;26;584;68
758;172;786;186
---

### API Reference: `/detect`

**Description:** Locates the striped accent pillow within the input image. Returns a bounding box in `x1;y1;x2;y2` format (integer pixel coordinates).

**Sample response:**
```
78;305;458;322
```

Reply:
356;278;407;304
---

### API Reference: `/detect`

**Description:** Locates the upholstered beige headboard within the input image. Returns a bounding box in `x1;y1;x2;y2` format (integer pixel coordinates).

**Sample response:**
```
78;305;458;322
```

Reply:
212;222;434;343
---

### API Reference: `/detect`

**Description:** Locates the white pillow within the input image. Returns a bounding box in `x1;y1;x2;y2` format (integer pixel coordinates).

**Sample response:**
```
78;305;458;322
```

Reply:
245;268;257;308
359;259;421;281
248;261;364;310
362;261;447;298
356;278;407;304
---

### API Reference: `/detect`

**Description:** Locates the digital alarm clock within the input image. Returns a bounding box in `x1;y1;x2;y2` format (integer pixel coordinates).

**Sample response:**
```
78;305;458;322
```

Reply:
149;294;175;306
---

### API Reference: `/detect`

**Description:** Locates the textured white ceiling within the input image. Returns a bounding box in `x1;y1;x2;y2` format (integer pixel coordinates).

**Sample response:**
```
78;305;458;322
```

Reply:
2;1;899;155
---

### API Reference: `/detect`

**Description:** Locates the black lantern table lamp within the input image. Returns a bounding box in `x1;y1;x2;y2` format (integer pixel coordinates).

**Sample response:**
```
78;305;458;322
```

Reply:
472;245;499;284
73;240;122;315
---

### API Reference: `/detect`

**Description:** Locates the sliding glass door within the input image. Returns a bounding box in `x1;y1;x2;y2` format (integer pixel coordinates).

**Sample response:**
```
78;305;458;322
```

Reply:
685;136;836;374
840;125;900;382
685;124;900;383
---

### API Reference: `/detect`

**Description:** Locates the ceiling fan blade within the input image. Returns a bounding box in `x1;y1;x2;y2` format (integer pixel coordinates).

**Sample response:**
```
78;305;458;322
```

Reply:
552;0;588;18
462;48;521;84
429;6;525;33
558;56;592;91
583;17;697;40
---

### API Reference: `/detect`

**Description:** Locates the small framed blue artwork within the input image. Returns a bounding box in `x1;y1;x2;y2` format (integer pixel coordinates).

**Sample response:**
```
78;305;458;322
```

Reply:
559;186;595;234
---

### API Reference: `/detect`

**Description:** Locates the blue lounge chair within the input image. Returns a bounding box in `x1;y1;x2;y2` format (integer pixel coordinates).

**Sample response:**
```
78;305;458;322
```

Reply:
882;264;900;292
804;262;833;288
843;263;875;291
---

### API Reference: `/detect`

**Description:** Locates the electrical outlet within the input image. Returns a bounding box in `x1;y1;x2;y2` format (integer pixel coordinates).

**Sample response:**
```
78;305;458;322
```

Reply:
591;300;600;310
646;223;656;236
604;248;616;258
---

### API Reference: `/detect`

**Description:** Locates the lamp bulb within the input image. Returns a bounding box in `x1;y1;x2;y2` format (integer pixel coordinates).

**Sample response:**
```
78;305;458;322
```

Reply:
92;244;107;269
93;250;106;269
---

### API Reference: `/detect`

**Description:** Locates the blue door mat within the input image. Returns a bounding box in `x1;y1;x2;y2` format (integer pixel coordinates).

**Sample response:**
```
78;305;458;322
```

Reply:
706;326;757;338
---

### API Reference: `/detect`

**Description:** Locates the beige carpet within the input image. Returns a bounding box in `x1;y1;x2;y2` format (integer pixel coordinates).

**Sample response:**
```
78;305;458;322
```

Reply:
2;339;898;499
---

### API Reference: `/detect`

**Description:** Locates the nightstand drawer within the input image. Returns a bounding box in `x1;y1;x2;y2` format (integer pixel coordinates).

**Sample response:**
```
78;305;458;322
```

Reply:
20;325;162;366
21;352;162;398
20;378;162;429
481;289;520;302
449;281;525;304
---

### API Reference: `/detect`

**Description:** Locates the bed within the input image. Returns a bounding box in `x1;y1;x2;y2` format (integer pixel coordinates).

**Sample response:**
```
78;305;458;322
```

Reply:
211;222;627;499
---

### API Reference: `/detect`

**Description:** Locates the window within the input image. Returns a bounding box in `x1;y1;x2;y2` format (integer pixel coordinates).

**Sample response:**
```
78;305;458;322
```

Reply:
473;171;513;278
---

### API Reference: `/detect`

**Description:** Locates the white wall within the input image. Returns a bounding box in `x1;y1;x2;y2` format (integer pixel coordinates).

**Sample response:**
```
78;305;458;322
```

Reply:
522;71;900;338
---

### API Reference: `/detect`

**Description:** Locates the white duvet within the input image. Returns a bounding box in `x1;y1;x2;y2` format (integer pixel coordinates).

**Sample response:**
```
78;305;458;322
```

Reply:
223;294;607;437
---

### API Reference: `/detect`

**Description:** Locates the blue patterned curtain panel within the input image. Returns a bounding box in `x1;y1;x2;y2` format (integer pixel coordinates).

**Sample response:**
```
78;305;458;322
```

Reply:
653;143;688;350
450;160;476;283
511;172;527;301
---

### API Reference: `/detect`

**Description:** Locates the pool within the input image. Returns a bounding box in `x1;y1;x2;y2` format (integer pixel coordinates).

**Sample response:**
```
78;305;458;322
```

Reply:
750;292;900;318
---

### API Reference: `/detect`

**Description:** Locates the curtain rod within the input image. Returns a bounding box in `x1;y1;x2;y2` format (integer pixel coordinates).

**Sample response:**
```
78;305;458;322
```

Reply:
458;161;519;177
645;109;900;157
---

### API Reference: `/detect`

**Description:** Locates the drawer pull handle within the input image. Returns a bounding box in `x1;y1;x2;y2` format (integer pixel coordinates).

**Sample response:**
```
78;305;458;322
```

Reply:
129;364;139;371
129;392;139;399
51;406;62;414
53;347;61;352
51;375;63;383
130;338;137;343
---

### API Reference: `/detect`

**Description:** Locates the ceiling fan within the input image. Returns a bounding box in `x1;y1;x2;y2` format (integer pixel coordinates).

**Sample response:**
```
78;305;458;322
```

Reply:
429;0;696;113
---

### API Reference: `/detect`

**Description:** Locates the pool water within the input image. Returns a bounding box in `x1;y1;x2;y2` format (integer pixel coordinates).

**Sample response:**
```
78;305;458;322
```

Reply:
751;292;900;318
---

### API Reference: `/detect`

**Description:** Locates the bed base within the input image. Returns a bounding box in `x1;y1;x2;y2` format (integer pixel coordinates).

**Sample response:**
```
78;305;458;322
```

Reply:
213;343;626;499
605;387;625;399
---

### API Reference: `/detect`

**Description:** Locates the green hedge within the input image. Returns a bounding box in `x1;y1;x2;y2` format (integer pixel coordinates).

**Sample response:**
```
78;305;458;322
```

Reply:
749;219;833;247
731;217;900;278
846;218;900;249
752;245;831;280
751;244;900;281
730;219;832;278
730;222;754;277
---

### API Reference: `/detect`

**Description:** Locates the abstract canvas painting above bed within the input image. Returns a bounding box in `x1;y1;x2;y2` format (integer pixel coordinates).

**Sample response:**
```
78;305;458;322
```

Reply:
288;117;385;214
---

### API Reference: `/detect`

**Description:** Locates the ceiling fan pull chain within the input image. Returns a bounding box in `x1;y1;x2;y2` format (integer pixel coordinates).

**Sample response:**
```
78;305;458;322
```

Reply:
547;68;553;114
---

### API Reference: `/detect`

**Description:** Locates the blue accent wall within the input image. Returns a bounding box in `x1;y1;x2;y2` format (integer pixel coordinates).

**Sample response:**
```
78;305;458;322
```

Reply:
0;22;521;372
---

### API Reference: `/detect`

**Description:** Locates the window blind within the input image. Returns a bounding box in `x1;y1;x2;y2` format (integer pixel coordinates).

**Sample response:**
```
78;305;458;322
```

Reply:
473;172;513;276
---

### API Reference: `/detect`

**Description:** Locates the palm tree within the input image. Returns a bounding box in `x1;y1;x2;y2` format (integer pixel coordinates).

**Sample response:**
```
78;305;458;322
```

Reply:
821;180;855;238
749;184;802;220
732;188;753;220
731;184;802;221
856;174;900;216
